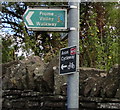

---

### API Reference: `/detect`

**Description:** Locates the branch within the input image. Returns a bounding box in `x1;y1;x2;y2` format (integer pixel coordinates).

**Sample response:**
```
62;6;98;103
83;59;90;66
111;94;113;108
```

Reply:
2;8;23;20
2;21;21;28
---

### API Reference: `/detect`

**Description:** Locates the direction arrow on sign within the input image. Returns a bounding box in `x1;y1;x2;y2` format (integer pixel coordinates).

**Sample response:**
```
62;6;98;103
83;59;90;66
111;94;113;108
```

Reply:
61;64;67;70
25;11;34;25
59;46;77;75
23;8;67;31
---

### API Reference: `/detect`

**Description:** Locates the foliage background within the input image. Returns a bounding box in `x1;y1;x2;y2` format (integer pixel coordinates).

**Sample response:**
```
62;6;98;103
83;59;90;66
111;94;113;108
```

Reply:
1;2;119;71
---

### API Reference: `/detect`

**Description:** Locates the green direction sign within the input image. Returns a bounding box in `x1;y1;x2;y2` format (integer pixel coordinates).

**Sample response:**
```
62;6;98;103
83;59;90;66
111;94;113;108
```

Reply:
23;8;67;31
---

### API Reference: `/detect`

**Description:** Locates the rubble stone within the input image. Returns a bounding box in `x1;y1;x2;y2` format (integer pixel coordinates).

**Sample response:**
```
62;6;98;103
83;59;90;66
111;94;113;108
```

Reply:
2;56;120;98
2;56;51;93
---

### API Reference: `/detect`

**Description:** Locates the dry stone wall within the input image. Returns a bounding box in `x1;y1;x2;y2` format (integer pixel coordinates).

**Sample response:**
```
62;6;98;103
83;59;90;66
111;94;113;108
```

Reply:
54;64;120;98
2;56;120;98
2;90;120;110
2;90;66;110
2;56;52;92
1;56;120;110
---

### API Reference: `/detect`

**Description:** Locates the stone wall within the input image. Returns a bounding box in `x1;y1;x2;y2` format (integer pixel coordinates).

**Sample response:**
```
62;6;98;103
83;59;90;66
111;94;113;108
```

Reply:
2;56;120;98
2;90;120;110
54;64;120;98
2;90;66;110
2;56;52;92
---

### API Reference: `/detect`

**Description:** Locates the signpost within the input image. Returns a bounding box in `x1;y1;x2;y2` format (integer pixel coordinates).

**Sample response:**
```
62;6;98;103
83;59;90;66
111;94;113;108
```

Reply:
67;2;79;109
23;8;67;31
23;3;80;109
60;46;77;75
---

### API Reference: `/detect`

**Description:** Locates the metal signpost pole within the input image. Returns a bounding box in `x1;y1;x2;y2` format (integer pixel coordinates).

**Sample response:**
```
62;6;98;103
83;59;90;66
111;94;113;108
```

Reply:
23;3;80;109
67;1;80;109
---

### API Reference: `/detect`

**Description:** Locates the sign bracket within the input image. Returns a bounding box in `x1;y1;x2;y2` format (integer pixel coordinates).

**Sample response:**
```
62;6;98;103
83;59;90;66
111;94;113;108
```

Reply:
69;5;78;9
69;27;76;31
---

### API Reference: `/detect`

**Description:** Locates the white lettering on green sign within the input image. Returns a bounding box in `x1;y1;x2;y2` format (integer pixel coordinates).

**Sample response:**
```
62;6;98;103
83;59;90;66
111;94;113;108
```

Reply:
36;22;57;26
39;17;54;21
39;11;54;16
23;8;67;30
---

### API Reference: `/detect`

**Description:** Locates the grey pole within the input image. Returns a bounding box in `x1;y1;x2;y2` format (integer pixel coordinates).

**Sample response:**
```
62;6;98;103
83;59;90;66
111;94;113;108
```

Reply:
67;1;80;110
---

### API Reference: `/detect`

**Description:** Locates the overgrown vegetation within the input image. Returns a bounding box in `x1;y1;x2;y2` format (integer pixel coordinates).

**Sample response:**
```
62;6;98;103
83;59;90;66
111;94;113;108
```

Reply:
1;2;119;71
80;2;119;70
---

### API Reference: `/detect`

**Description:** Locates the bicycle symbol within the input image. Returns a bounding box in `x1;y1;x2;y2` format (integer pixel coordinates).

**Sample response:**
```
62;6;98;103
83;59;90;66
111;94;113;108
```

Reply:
68;62;75;70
